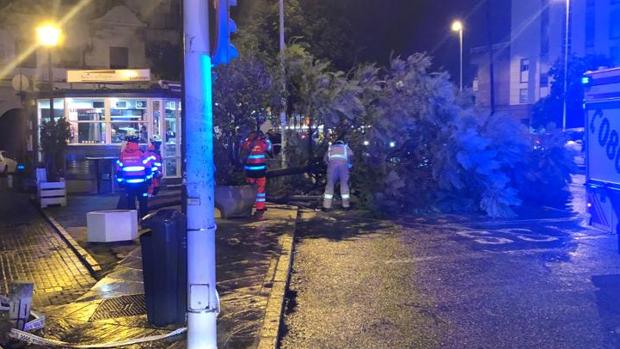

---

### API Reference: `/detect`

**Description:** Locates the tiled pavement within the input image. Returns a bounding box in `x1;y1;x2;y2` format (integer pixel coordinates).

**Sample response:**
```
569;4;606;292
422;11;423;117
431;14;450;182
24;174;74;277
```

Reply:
0;189;96;307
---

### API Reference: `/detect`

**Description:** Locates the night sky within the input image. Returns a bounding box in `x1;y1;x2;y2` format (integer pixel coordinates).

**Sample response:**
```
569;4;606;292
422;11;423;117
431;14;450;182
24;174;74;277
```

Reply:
238;0;511;83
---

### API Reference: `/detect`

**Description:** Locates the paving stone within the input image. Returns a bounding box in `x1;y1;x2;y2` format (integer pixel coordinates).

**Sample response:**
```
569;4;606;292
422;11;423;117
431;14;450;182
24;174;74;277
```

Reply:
0;191;96;306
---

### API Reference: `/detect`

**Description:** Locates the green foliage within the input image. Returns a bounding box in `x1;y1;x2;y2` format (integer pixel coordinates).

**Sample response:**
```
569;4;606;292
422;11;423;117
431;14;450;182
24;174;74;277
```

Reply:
236;0;358;69
532;55;609;129
346;54;574;217
40;117;71;181
212;56;277;186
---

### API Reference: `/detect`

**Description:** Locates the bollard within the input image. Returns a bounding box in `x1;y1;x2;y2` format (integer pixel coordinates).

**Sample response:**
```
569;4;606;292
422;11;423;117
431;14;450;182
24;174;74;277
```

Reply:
9;282;33;330
7;175;13;189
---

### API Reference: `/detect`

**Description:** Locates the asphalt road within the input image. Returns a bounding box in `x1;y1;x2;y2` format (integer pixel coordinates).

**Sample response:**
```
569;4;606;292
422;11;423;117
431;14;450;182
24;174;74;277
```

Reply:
281;205;620;348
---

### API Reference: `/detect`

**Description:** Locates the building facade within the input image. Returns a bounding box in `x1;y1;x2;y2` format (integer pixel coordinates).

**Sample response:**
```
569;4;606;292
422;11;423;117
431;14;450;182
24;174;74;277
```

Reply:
473;0;619;123
0;0;182;192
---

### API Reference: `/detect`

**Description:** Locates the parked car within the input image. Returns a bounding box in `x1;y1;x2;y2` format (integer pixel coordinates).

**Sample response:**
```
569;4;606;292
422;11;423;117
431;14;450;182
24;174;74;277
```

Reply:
0;151;17;174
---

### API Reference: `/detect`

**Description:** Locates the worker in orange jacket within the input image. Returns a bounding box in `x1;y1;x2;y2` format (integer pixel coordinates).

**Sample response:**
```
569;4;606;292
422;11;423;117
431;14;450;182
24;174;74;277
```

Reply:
144;136;163;197
116;135;152;218
241;131;272;219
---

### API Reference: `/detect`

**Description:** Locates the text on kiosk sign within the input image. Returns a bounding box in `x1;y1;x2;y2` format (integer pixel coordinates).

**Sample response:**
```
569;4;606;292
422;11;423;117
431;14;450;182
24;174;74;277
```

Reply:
67;69;150;83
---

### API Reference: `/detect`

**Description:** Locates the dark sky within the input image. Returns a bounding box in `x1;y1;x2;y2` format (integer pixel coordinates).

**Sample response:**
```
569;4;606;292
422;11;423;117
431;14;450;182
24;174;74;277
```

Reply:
237;0;511;83
345;0;511;82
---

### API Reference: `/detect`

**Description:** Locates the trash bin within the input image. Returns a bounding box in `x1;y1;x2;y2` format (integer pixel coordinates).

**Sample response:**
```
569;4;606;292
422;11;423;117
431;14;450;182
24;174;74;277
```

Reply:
140;209;187;326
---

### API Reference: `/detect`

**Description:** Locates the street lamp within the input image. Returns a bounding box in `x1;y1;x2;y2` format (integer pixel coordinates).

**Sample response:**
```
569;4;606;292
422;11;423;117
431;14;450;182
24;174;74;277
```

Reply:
36;23;62;121
451;20;464;91
562;0;571;130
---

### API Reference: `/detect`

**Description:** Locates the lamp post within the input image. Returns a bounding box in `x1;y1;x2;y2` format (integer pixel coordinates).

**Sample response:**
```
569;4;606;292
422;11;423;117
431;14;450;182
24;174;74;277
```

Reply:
36;23;61;120
451;20;464;91
562;0;571;130
279;0;287;168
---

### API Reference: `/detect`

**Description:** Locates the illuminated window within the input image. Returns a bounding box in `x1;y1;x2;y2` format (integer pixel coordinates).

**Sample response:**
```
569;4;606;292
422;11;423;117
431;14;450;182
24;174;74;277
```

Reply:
520;59;530;83
110;99;148;144
66;98;106;144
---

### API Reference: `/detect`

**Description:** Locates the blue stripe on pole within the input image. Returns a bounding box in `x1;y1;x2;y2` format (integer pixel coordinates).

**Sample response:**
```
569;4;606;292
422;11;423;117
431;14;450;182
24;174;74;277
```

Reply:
256;198;266;202
257;193;266;197
248;154;266;159
245;165;266;171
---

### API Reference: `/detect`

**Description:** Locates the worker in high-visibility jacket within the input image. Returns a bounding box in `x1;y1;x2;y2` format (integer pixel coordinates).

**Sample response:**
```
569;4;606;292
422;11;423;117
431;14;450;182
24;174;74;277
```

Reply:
116;134;152;218
144;136;163;197
323;138;354;210
241;131;272;218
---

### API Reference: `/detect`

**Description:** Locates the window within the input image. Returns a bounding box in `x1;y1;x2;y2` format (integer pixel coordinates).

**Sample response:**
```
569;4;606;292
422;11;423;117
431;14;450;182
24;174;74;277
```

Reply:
520;59;530;83
109;47;129;69
585;0;595;48
519;88;529;104
611;8;620;40
66;98;106;144
611;46;620;66
540;73;549;87
540;1;550;58
110;99;147;144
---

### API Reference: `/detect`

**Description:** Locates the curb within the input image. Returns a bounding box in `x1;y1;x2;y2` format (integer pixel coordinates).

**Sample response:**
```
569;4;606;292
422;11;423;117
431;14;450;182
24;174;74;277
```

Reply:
39;209;103;278
257;208;300;349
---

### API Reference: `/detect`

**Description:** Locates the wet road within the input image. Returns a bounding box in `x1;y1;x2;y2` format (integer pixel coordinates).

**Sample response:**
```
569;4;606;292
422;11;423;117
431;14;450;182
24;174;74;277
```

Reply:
282;207;620;349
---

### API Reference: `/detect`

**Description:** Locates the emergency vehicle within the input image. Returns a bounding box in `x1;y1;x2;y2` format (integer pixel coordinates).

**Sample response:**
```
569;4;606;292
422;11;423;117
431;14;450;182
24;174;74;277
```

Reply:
584;67;620;233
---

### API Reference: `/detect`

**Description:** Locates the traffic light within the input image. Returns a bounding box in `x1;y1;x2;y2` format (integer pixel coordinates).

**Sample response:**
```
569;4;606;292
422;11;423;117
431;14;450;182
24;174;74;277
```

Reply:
211;0;239;66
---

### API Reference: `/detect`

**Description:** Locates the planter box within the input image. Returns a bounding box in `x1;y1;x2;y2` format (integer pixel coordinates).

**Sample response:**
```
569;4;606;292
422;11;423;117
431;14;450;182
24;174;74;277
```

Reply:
215;185;257;219
87;210;138;242
38;181;67;208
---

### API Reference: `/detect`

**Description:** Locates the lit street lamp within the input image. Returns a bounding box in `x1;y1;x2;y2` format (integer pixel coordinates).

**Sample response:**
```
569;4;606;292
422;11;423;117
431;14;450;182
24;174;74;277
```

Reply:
36;23;62;121
451;20;464;91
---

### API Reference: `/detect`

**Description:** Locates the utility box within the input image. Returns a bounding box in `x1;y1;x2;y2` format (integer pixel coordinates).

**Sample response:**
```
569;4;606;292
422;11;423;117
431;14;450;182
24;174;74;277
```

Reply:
140;209;187;326
584;67;620;233
87;210;138;242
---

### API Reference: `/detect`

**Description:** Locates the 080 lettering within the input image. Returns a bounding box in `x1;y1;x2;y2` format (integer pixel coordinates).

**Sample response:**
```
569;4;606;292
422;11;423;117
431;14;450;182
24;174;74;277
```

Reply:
608;131;620;160
591;110;620;174
599;118;610;147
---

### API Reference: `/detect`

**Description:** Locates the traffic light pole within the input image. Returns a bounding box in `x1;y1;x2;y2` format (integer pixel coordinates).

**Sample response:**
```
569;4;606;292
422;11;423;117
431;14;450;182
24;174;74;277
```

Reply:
184;0;219;348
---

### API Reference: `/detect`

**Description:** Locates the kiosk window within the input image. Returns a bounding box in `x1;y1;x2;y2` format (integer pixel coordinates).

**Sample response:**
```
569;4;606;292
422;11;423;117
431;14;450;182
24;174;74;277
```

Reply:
111;99;148;144
66;98;106;144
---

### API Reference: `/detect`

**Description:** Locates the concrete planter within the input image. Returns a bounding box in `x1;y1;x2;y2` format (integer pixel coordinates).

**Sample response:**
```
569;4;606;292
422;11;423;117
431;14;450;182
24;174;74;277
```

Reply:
215;185;257;219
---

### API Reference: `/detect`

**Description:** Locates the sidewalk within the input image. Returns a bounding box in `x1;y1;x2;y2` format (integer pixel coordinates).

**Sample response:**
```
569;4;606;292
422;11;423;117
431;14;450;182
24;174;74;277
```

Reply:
27;194;297;348
0;190;96;308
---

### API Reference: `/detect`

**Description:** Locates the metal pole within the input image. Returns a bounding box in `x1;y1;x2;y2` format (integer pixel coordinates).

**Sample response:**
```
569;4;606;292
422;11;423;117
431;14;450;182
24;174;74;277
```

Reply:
48;49;53;119
279;0;287;168
562;0;570;130
184;0;218;348
459;28;463;91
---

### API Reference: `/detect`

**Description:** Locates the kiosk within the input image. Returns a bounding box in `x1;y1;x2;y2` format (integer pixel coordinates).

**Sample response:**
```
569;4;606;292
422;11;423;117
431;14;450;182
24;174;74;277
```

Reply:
36;88;181;193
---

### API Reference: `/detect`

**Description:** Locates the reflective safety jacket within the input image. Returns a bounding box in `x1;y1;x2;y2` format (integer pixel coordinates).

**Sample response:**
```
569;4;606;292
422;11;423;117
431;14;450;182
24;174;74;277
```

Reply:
116;142;152;186
144;146;163;179
325;142;353;166
242;136;272;178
